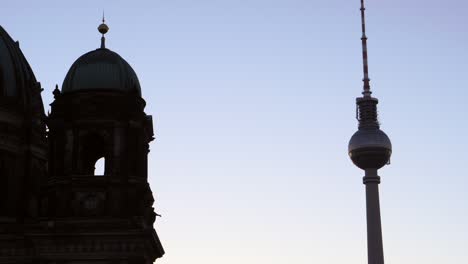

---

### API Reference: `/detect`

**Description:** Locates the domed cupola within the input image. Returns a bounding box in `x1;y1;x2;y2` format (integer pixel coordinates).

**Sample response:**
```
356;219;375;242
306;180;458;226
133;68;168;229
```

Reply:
61;20;141;96
61;49;141;96
0;26;44;110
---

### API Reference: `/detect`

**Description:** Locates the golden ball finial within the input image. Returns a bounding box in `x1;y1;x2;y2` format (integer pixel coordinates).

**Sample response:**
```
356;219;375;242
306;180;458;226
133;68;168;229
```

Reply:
98;11;109;35
98;12;109;49
98;23;109;35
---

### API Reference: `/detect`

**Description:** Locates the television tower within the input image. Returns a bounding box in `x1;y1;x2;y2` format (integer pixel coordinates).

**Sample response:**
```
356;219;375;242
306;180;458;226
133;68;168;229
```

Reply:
348;1;392;264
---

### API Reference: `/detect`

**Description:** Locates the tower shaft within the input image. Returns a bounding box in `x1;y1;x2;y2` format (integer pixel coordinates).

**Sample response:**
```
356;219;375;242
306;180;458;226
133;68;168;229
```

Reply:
364;169;384;264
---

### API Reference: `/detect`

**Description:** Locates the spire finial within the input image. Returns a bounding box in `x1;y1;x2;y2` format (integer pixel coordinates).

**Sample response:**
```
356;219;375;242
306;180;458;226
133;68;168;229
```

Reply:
98;11;109;49
360;0;371;97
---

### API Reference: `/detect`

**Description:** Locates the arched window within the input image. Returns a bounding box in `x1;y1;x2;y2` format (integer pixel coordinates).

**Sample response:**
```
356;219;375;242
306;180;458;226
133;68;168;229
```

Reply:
80;132;108;176
94;157;105;176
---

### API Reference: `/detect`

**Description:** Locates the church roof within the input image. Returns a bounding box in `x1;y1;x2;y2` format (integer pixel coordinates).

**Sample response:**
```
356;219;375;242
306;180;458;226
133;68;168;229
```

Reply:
61;48;141;96
0;25;38;102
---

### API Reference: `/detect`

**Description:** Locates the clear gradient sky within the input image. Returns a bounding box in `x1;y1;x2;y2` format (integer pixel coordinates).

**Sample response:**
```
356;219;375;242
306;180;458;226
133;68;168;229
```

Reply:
2;0;468;263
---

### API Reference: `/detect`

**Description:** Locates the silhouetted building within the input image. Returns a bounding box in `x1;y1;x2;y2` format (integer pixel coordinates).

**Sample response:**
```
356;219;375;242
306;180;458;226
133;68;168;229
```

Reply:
0;19;164;264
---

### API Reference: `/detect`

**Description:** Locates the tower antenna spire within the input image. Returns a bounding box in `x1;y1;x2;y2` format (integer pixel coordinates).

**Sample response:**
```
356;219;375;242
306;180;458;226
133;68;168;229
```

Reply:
98;11;109;49
360;0;371;97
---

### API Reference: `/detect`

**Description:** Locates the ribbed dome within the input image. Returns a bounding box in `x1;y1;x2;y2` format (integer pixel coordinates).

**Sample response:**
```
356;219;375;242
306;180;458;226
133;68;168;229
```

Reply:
0;26;46;152
62;48;141;96
0;26;37;99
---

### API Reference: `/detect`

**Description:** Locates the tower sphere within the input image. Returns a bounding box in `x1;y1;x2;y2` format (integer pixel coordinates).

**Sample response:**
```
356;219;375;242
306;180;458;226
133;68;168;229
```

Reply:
348;128;392;170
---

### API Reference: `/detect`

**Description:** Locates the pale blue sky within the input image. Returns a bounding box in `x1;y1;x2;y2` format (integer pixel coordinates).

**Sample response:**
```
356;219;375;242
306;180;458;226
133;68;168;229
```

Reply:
2;0;468;263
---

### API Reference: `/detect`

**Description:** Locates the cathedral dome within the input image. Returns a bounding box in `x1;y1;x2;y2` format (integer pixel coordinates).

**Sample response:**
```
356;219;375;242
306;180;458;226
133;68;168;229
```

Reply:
0;26;38;100
61;48;141;96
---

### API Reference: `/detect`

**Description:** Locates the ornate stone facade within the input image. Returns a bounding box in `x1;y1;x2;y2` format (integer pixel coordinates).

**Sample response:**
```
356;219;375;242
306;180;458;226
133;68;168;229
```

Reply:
0;24;164;264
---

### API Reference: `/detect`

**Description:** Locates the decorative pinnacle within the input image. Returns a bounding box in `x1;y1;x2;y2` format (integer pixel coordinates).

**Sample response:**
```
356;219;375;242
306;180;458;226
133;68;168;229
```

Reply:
360;0;371;97
53;84;61;99
98;11;109;49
